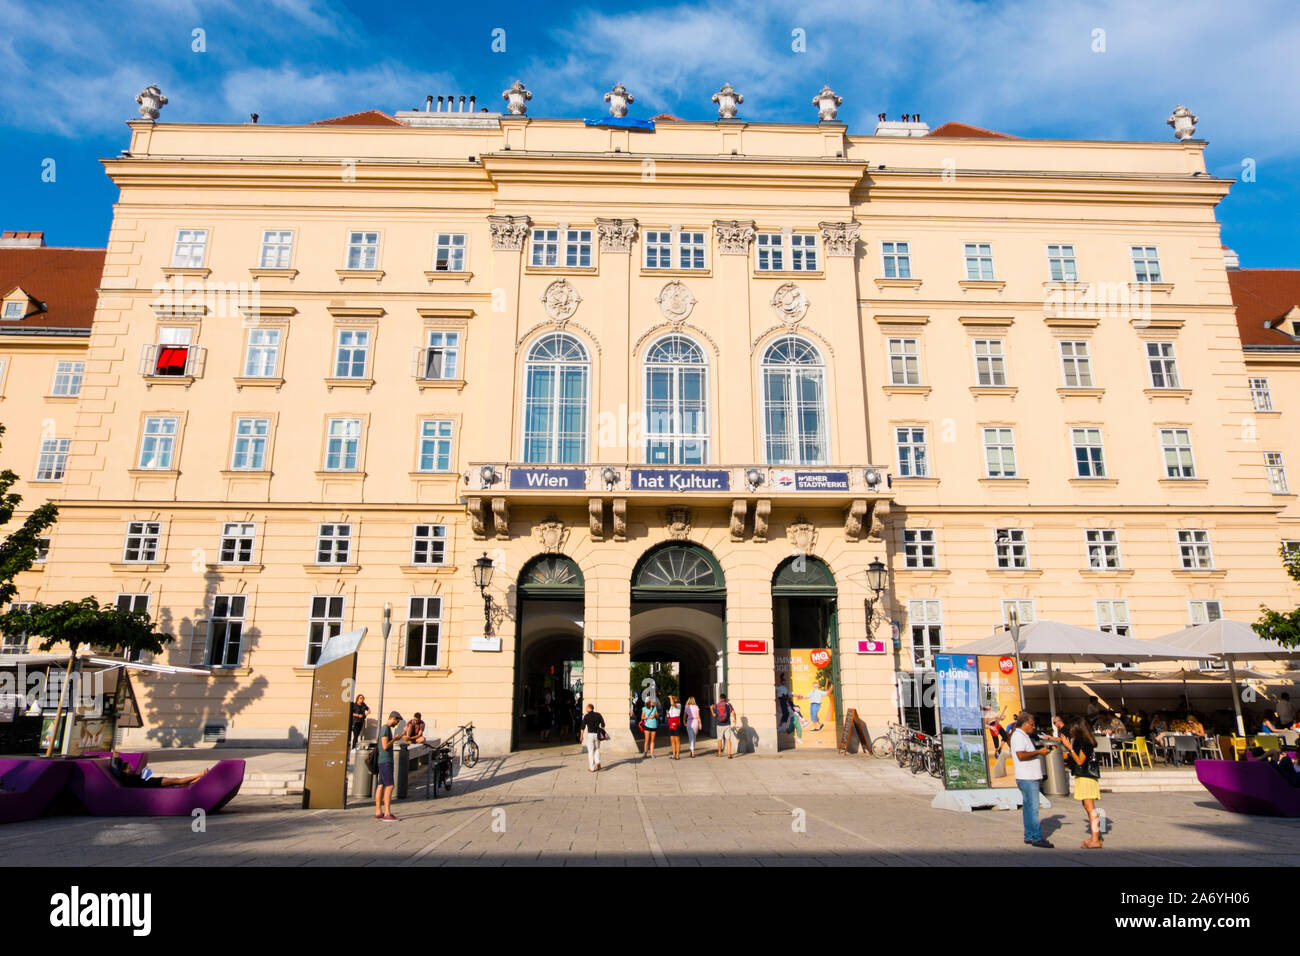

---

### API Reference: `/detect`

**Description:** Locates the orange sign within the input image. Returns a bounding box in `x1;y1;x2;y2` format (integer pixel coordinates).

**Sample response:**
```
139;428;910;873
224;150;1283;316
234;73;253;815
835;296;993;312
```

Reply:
810;649;831;669
589;638;623;653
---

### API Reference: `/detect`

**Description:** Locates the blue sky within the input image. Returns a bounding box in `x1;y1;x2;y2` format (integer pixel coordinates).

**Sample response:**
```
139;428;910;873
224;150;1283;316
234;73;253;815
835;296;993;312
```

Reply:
2;0;1298;265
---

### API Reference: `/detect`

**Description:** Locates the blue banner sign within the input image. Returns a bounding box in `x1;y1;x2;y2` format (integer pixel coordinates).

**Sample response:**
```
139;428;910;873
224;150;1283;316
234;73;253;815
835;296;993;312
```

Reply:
630;469;730;492
508;468;587;490
795;471;850;491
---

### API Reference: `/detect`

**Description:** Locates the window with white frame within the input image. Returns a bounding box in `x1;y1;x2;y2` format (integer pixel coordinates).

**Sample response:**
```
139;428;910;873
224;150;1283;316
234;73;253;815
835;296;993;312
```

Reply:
895;426;929;478
644;229;706;270
1071;427;1107;478
1249;377;1273;412
1059;340;1094;388
982;427;1018;478
908;599;943;669
522;333;589;463
565;228;593;268
206;595;246;668
315;524;352;565
1159;428;1196;478
678;231;706;270
50;361;84;397
34;438;70;481
1177;529;1213;570
420;330;460;380
530;228;560;267
345;231;379;270
756;232;818;272
2;301;24;320
171;229;208;268
147;326;195;377
881;241;911;279
761;336;828;466
1;602;33;653
1188;601;1227;668
404;596;443;668
1130;246;1162;283
324;418;361;471
218;522;256;564
1265;452;1289;494
1001;599;1036;626
230;417;270;471
789;233;817;271
333;329;370;378
123;521;161;563
644;230;673;269
433;233;467;272
888;337;922;385
963;242;995;280
1146;341;1181;389
902;528;937;569
34;537;50;563
411;524;448;565
531;227;593;268
1095;598;1131;637
258;230;293;269
115;594;151;661
138;417;178;470
1284;540;1300;557
418;419;454;472
644;334;709;465
306;595;344;665
756;233;785;271
1085;529;1122;570
994;527;1029;569
243;327;281;378
1046;244;1078;282
972;339;1007;386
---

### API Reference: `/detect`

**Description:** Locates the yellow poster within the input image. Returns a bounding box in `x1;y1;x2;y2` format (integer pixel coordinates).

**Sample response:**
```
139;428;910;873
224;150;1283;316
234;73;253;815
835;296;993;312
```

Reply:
978;655;1022;788
776;648;838;748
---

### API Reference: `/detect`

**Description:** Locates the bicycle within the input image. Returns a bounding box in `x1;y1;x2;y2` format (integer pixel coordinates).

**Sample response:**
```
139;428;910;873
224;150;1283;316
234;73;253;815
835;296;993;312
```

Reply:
428;744;454;798
459;722;480;768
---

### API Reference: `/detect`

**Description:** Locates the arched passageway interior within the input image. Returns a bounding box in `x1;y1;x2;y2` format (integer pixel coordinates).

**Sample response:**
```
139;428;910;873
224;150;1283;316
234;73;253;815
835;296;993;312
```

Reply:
772;555;840;750
513;554;585;750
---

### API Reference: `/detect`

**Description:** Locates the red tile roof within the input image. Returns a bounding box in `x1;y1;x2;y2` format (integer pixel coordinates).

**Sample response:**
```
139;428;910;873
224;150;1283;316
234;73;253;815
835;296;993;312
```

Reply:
0;247;104;332
650;113;683;121
311;109;405;127
927;121;1017;139
1228;269;1300;347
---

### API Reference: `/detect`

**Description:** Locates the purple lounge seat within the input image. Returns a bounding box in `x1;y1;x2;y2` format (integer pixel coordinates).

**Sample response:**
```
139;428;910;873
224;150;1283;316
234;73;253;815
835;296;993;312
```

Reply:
0;758;75;824
1196;758;1300;817
69;758;246;816
81;752;148;772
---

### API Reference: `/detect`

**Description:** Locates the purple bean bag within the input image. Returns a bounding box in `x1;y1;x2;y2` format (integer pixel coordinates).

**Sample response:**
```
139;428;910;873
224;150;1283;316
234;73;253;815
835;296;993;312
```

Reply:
1196;759;1300;817
69;758;246;816
0;759;75;824
81;752;148;772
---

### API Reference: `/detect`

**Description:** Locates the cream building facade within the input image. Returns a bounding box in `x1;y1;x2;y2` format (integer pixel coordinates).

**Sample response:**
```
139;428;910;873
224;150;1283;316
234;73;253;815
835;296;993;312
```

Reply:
5;93;1299;753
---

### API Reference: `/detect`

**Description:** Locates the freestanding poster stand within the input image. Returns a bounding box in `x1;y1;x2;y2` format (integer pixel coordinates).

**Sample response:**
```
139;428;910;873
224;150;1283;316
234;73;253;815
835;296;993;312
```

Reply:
303;627;367;809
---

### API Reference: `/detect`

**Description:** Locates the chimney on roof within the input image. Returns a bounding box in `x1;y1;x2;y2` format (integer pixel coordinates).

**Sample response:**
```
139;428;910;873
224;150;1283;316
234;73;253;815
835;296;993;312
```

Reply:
874;115;930;137
425;95;433;112
0;231;45;248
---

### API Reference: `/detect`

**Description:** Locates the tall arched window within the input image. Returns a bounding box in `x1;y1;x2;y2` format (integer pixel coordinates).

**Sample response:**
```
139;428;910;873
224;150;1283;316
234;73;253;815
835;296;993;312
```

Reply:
522;333;589;463
644;334;709;465
761;335;828;465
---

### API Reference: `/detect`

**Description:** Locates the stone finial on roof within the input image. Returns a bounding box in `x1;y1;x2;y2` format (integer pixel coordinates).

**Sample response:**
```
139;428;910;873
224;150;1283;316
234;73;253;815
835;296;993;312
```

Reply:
503;80;532;116
1167;104;1199;141
712;82;743;120
812;85;842;122
605;82;633;118
135;84;168;121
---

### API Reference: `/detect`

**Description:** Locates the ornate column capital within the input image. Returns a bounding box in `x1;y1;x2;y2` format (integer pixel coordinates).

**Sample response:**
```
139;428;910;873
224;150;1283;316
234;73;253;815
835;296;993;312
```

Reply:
595;217;638;253
819;221;861;257
713;219;756;255
487;215;532;251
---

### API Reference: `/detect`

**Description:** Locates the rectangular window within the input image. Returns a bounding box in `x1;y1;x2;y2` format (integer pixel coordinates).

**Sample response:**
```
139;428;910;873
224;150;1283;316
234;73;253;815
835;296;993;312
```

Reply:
1131;245;1162;283
644;230;673;269
1071;427;1107;478
324;418;361;471
1265;452;1289;494
259;230;294;269
138;417;179;470
531;228;560;267
1;602;33;654
411;524;448;565
418;419;454;472
1189;600;1222;626
888;338;921;386
113;594;151;661
994;528;1029;569
565;228;593;268
123;521;161;563
206;595;246;668
345;231;379;270
405;596;443;668
1085;529;1121;570
678;231;706;270
756;233;784;271
50;361;84;397
433;233;467;272
2;302;23;319
307;595;345;665
35;438;70;481
1177;529;1213;570
1001;600;1036;626
756;233;817;272
1059;340;1093;388
149;326;194;377
1046;244;1078;282
908;599;943;669
1095;599;1131;637
34;537;50;563
243;328;281;378
316;524;352;565
1146;341;1180;389
972;339;1007;386
218;522;256;564
790;233;818;271
333;329;370;378
171;229;208;268
1159;428;1196;479
881;241;911;279
963;242;995;280
1249;377;1273;412
230;417;270;471
902;528;937;569
982;427;1017;478
895;426;929;478
421;331;460;380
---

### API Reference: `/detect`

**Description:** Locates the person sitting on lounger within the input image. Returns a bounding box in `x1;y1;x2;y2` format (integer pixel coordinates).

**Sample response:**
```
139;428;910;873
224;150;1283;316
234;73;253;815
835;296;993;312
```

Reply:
111;757;210;789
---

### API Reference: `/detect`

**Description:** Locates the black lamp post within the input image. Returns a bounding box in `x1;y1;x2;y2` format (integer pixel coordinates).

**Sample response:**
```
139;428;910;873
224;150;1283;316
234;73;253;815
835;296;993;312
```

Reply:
863;557;889;643
473;553;495;633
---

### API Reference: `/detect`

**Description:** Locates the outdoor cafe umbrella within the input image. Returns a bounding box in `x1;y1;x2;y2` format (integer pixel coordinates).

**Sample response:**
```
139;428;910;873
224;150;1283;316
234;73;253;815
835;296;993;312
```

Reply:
1154;620;1300;735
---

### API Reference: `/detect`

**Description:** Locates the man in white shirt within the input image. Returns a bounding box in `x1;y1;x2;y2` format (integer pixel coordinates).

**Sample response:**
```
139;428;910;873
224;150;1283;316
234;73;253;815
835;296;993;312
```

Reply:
1011;712;1053;848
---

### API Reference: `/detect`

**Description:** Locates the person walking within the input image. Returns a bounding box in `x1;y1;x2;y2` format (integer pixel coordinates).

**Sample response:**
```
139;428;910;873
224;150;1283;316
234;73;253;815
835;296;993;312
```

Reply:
1060;717;1103;849
641;697;659;757
375;711;404;822
684;696;701;757
1010;712;1053;848
713;694;736;758
579;703;606;772
349;694;370;750
666;696;683;759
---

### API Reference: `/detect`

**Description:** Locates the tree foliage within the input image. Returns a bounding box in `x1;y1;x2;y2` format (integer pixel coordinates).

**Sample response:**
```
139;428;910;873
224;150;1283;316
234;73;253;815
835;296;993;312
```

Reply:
1253;544;1300;648
0;423;58;608
0;596;172;658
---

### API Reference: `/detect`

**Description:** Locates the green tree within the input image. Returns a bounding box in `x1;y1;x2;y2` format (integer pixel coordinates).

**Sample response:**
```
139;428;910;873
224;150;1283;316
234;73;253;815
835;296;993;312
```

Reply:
1254;544;1300;648
0;423;58;608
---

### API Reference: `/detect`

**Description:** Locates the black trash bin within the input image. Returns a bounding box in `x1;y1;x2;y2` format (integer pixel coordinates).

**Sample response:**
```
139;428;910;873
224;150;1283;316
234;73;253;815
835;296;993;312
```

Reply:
354;743;376;799
395;743;411;799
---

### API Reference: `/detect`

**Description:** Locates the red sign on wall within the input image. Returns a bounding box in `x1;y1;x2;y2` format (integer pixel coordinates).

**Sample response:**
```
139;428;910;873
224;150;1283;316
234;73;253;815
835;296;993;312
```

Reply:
810;649;831;669
737;640;768;653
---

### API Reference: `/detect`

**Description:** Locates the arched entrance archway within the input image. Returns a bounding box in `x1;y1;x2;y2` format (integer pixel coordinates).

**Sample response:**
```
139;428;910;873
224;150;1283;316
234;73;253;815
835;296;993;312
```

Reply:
513;554;585;750
772;555;840;750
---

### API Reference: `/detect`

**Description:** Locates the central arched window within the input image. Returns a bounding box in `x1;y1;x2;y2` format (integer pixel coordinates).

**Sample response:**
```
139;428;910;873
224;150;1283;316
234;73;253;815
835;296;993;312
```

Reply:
761;335;828;465
523;333;589;463
632;543;725;601
644;334;709;465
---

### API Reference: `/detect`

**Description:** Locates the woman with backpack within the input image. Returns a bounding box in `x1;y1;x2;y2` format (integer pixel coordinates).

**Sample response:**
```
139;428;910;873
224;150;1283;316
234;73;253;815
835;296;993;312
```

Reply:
1060;717;1103;849
666;695;683;759
713;694;736;758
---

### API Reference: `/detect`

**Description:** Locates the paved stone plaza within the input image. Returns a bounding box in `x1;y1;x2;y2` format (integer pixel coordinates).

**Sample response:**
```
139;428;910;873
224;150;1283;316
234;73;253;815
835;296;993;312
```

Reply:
4;747;1298;866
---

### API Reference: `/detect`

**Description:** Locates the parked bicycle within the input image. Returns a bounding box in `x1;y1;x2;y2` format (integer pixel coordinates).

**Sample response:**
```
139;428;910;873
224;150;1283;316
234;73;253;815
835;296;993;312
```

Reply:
428;744;454;798
458;722;480;768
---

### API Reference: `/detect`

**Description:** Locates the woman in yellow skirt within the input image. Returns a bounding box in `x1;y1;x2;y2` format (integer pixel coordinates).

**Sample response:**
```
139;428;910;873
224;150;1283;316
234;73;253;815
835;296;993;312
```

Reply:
1060;717;1104;849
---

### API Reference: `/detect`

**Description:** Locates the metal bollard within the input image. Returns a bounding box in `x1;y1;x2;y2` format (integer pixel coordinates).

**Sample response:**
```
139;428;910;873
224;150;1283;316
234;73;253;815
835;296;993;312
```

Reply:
395;742;411;799
354;744;376;799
